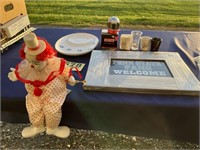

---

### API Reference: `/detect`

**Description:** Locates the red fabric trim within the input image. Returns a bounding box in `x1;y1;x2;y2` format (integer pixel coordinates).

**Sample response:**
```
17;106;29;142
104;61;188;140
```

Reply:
40;58;65;86
69;67;82;79
28;45;40;51
15;58;66;96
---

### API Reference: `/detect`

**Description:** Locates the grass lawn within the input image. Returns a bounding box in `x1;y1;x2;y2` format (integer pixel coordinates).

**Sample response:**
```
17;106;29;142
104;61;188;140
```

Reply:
25;0;199;31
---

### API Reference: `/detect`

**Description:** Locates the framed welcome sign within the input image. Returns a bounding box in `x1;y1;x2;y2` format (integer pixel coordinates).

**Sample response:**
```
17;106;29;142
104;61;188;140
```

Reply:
83;50;200;96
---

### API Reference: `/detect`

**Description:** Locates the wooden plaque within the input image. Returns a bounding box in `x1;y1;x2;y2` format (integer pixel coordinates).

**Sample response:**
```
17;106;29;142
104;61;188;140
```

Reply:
83;50;200;96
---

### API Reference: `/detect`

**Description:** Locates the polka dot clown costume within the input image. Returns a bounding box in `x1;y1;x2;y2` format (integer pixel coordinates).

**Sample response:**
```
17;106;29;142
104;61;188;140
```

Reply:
8;33;77;138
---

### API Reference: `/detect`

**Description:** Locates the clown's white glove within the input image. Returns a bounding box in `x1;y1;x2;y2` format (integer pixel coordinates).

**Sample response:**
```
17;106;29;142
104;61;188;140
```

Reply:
68;76;76;86
8;68;18;82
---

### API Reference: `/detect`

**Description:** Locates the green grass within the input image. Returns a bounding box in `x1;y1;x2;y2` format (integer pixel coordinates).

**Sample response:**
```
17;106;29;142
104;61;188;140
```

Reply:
25;0;199;31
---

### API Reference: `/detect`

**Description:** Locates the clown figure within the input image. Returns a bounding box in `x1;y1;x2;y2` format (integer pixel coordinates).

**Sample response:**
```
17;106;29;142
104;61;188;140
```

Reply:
8;33;77;138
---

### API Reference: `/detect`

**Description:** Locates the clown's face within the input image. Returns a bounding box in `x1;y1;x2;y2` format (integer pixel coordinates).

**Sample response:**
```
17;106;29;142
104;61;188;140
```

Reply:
26;54;47;71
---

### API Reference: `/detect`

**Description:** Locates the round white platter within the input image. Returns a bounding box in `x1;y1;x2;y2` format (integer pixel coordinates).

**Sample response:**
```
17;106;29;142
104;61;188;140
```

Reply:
55;33;99;56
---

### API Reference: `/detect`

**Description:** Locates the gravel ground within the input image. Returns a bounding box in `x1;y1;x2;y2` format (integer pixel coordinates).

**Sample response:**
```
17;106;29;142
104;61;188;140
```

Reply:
1;121;199;149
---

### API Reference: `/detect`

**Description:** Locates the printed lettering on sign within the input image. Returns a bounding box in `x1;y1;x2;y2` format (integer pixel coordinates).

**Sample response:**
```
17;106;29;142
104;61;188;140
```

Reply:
109;59;172;77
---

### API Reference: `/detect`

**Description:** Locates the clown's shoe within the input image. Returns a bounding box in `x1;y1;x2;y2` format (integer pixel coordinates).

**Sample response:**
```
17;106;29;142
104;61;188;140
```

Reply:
22;126;45;138
46;126;70;138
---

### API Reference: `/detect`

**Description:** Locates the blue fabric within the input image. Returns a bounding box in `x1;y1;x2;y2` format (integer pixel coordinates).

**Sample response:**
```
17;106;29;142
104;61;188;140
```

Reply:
1;28;199;143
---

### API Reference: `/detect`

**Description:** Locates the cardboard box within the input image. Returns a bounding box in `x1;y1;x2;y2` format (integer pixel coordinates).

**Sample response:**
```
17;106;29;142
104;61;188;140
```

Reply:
0;0;27;24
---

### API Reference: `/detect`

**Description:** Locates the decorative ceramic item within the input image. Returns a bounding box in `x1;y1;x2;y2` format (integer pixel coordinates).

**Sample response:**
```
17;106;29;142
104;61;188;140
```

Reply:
8;33;82;138
55;33;99;56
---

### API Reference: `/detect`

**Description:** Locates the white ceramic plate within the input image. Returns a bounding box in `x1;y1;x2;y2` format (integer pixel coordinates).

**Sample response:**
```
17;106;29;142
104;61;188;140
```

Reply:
55;33;99;56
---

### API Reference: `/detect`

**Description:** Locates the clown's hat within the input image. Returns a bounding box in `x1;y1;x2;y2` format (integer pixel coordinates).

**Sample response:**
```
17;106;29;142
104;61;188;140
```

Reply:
23;33;46;55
